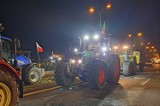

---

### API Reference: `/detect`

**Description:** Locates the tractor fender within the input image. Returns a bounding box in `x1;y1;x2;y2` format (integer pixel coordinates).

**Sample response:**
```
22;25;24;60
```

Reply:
0;61;23;98
0;61;21;80
22;63;44;76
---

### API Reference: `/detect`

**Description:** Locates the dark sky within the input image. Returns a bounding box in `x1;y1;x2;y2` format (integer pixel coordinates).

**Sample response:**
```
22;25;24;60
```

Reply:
0;0;160;59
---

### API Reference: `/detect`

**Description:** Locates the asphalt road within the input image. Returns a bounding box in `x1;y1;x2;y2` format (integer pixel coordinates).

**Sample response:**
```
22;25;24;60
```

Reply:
19;64;160;106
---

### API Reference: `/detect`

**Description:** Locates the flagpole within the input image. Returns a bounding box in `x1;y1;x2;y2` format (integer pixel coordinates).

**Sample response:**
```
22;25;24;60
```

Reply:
37;52;40;62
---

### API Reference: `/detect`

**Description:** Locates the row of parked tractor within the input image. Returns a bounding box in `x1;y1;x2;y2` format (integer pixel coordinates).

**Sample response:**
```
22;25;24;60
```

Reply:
0;23;145;106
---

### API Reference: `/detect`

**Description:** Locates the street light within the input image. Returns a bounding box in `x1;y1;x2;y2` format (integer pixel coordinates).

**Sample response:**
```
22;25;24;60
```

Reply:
127;32;143;50
128;34;132;38
137;32;142;37
89;7;94;13
123;45;129;49
89;3;111;32
106;3;112;9
113;46;118;53
113;46;118;50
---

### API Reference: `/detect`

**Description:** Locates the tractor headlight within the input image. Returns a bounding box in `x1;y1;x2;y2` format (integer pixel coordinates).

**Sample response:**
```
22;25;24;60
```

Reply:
71;59;82;64
78;59;82;64
71;59;75;64
102;47;107;52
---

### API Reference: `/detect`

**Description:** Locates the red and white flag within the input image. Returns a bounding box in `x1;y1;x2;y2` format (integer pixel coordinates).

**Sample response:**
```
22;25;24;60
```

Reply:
36;42;44;52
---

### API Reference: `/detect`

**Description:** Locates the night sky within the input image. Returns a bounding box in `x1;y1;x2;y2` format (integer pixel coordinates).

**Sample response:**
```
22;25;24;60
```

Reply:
0;0;160;59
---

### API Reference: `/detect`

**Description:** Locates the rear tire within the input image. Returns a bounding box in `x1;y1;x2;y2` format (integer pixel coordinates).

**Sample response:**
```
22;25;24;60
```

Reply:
0;69;18;106
122;61;135;76
86;60;106;90
55;62;74;87
106;54;120;84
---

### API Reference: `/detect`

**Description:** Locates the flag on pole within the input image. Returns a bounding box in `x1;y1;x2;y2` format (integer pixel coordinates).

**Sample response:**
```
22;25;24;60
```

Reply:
36;42;44;52
101;21;106;39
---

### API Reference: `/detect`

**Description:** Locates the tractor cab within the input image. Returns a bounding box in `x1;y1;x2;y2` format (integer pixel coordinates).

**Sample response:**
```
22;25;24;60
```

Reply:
1;36;12;63
0;36;20;66
71;35;109;65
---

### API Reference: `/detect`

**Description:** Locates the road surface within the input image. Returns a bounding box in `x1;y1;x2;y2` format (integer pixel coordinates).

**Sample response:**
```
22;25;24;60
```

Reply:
19;64;160;106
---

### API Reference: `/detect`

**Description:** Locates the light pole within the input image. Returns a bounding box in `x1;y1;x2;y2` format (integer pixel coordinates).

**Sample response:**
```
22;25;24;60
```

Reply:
89;3;111;33
128;32;143;50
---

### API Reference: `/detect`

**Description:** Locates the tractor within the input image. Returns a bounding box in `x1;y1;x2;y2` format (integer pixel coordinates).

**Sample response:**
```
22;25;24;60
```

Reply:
0;23;23;106
115;44;145;76
55;35;120;89
118;46;137;76
1;35;43;85
12;50;43;84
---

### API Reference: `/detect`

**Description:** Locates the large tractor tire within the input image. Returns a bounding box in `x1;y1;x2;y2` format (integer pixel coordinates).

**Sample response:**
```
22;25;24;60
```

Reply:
0;69;18;106
86;60;106;90
22;64;42;84
55;62;74;87
106;54;120;84
122;61;136;76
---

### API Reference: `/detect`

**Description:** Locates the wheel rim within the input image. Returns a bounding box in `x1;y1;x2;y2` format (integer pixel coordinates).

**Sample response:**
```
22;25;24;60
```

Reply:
0;82;11;106
30;70;39;82
114;62;119;80
98;68;105;84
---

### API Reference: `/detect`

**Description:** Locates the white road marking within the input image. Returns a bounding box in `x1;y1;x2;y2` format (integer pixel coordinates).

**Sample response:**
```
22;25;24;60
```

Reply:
140;78;150;86
24;86;62;97
24;81;82;97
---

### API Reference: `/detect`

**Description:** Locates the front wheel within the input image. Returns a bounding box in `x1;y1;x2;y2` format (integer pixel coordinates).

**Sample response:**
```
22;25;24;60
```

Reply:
0;69;18;106
122;62;136;76
22;64;42;84
28;67;42;84
86;61;106;90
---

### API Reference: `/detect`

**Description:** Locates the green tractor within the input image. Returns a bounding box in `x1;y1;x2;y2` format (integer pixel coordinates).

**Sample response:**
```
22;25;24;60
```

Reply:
119;46;144;76
55;35;120;89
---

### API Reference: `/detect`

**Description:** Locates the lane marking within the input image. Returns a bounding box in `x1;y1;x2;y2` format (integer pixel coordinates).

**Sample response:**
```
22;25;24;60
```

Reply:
24;81;82;97
24;86;61;97
140;78;150;86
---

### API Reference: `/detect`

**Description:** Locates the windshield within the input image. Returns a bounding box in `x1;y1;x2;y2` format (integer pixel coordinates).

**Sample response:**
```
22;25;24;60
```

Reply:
2;39;11;63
